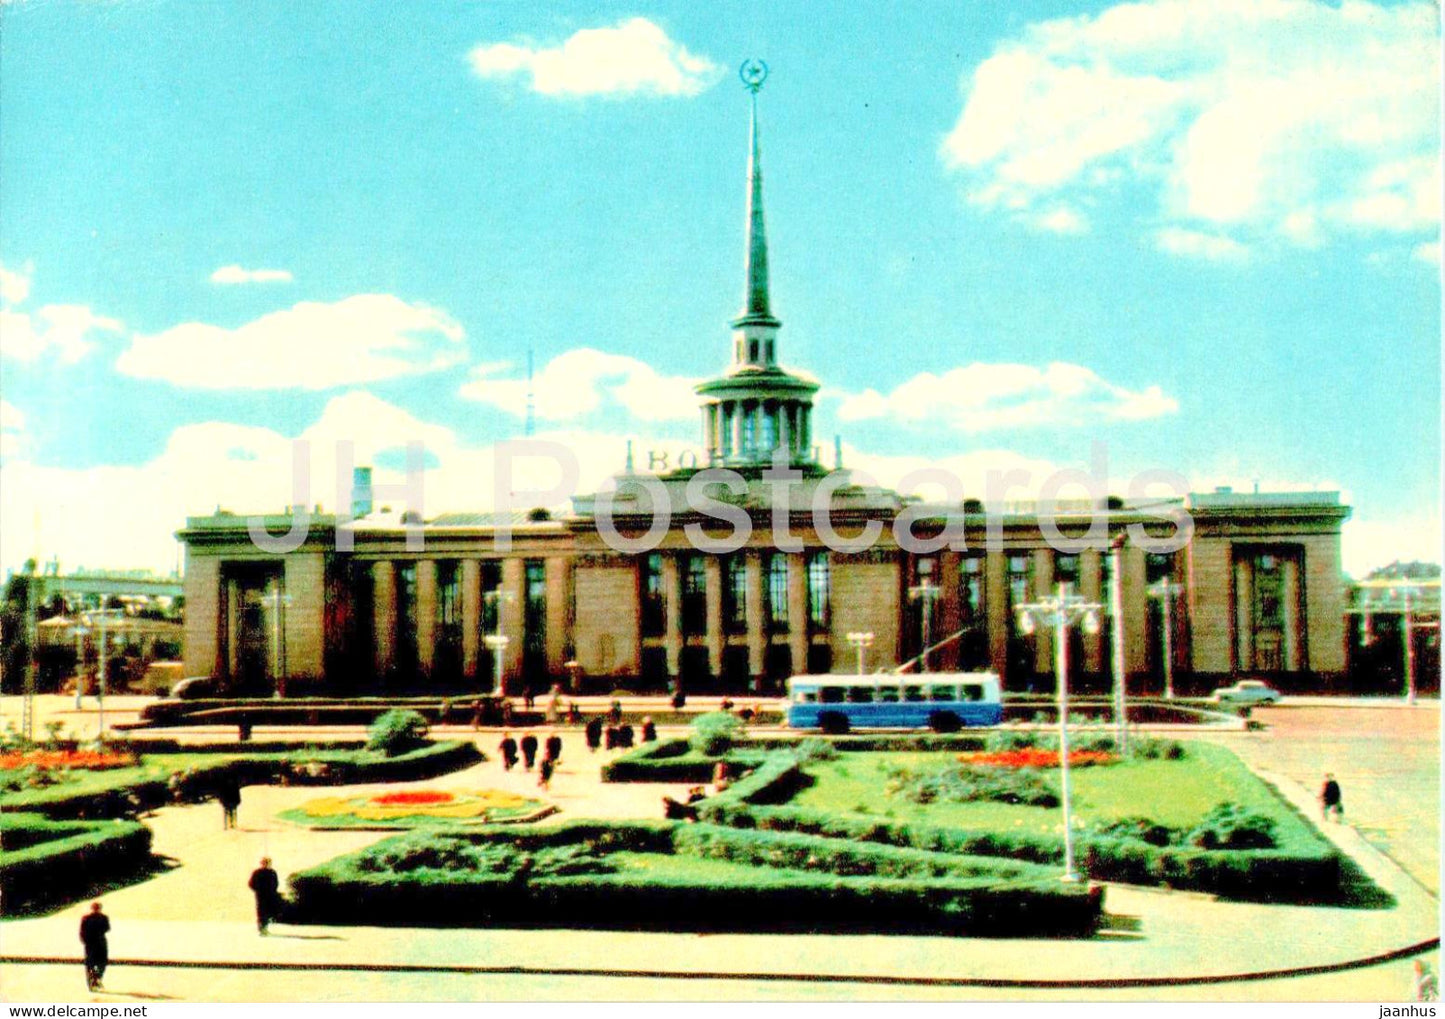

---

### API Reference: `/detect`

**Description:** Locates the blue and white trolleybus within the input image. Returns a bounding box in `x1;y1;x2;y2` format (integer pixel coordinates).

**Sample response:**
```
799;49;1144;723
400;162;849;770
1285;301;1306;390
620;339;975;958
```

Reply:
785;672;1003;733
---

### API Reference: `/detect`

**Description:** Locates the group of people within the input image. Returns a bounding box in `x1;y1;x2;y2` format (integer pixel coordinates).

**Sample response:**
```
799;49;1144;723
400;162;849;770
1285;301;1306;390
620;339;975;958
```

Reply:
497;730;565;787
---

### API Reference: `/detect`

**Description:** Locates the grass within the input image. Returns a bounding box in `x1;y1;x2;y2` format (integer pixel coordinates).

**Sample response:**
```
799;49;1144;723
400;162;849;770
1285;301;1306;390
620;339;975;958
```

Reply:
790;743;1315;842
606;850;816;881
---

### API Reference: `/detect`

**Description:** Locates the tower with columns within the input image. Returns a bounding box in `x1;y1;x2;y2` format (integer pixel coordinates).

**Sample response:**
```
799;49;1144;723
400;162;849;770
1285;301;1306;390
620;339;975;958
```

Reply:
695;62;821;472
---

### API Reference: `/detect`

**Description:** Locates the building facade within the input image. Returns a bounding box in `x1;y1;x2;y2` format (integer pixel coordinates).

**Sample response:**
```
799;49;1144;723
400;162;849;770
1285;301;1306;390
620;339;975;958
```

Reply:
178;83;1352;698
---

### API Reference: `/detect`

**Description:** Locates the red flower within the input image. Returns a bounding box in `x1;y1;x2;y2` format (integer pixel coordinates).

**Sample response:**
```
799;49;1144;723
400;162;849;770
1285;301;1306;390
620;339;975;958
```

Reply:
956;749;1118;769
0;750;136;771
369;790;455;806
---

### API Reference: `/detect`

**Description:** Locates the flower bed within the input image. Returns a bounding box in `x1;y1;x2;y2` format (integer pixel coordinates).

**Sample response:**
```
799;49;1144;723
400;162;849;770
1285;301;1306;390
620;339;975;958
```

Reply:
281;788;553;828
0;749;137;771
956;749;1119;769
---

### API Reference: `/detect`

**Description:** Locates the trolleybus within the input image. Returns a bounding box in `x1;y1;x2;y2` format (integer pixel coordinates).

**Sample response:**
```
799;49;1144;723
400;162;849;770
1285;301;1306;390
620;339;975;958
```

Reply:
785;672;1003;733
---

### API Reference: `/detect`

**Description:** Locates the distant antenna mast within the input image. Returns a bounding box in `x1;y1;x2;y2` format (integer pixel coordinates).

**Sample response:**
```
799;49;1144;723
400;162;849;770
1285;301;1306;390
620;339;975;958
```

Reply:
525;347;536;438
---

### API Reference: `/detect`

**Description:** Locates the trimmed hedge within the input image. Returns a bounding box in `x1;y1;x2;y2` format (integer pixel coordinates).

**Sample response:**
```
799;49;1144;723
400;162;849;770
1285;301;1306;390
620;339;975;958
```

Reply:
1;812;154;913
288;819;1102;937
698;777;1345;902
1;740;482;820
599;740;769;784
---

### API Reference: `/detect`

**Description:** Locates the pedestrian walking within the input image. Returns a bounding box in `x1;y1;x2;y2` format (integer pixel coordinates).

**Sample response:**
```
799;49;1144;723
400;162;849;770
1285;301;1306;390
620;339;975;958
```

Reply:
617;723;635;749
523;683;536;710
608;699;623;725
217;776;241;830
500;699;514;727
604;725;618;751
471;698;484;731
585;716;604;752
79;901;109;991
544;731;563;767
538;755;555;790
546;685;563;724
1320;773;1344;823
248;857;282;935
499;732;519;770
671;688;686;710
520;733;538;771
566;702;582;725
641;716;657;743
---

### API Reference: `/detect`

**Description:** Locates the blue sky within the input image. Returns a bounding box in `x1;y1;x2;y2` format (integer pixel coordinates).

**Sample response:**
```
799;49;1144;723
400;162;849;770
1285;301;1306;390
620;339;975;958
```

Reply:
0;0;1439;577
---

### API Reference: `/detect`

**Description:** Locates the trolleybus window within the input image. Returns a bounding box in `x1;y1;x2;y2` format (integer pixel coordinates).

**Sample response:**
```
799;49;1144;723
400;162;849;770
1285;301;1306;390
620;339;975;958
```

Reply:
929;685;957;701
877;686;900;703
903;685;926;702
847;687;874;703
797;689;819;704
962;684;983;702
820;686;845;704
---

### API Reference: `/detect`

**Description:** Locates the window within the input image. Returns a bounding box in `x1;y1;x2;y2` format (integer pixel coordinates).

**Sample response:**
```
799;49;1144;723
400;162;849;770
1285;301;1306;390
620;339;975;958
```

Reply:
929;684;957;702
1008;554;1032;634
960;555;986;628
797;689;818;704
807;553;830;629
766;554;789;630
396;563;417;680
641;554;664;637
742;411;756;454
437;561;460;628
524;560;546;659
847;687;874;703
820;686;845;704
877;686;900;703
749;339;759;362
759;409;776;451
1055;553;1081;587
722;556;747;634
962;684;983;702
903;685;926;702
682;555;706;637
1146;552;1175;584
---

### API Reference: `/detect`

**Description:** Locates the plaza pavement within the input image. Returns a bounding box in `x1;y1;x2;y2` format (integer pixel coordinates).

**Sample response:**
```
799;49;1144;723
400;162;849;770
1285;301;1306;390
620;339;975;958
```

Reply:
0;696;1439;1002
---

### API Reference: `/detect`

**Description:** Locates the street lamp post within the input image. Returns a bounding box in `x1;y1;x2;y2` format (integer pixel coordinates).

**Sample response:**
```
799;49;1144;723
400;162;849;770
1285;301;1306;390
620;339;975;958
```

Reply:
484;587;514;697
908;578;941;672
1148;579;1183;699
845;631;874;675
1016;582;1102;883
269;585;292;699
72;622;87;710
87;608;124;741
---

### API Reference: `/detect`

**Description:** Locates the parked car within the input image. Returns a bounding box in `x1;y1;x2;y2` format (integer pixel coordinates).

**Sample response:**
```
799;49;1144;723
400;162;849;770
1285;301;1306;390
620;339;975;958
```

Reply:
170;676;220;700
1210;680;1282;705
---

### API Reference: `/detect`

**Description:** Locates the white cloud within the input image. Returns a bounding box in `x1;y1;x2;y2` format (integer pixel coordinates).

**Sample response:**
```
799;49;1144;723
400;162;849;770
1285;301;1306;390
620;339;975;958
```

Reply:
0;400;25;460
1342;512;1443;578
943;0;1441;252
0;263;32;305
1413;239;1442;265
460;347;700;422
210;265;294;285
833;361;1178;432
1032;207;1089;234
0;304;124;363
115;294;466;390
1155;227;1250;262
468;18;720;97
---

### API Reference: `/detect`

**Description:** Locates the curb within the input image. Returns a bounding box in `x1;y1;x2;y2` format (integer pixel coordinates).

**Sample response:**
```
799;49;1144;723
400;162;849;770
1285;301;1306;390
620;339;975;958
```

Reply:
3;937;1438;989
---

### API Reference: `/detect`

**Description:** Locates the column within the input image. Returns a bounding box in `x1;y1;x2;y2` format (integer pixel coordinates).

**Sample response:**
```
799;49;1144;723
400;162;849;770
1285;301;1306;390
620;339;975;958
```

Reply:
939;551;962;671
778;403;791;459
415;560;437;679
500;558;525;692
225;578;242;680
1281;555;1301;672
461;559;482;681
985;550;1008;676
1234;557;1253;673
1032;549;1055;677
799;408;810;460
745;550;765;680
751;402;764;458
662;554;683;679
704;555;724;677
787;552;808;675
1122;545;1148;677
730;402;743;461
1081;548;1103;675
372;561;396;678
545;556;572;673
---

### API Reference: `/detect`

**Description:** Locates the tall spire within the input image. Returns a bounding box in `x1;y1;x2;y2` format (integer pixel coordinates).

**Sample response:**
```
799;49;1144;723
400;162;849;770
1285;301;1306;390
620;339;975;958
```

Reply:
734;59;778;330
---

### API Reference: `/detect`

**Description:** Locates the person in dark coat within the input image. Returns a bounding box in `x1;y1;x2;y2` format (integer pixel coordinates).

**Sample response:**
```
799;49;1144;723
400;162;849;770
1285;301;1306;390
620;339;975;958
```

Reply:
471;698;484;731
671;689;687;710
617;723;635;749
217;777;241;830
641;717;657;743
538;755;555;789
1320;773;1344;822
608;699;623;724
520;733;538;771
248;858;282;935
604;725;618;751
499;733;519;771
585;715;604;752
544;731;563;766
566;702;582;725
79;902;109;991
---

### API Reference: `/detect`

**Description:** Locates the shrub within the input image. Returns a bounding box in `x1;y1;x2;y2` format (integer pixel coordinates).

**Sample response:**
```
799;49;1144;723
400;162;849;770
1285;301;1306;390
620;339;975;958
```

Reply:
1;812;154;913
688;712;742;757
1128;737;1187;761
883;761;1060;808
791;738;839;763
1186;802;1278;850
367;710;430;757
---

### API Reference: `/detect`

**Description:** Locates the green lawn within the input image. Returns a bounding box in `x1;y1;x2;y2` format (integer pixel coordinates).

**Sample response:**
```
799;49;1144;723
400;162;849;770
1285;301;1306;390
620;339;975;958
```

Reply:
790;743;1312;840
606;850;817;881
